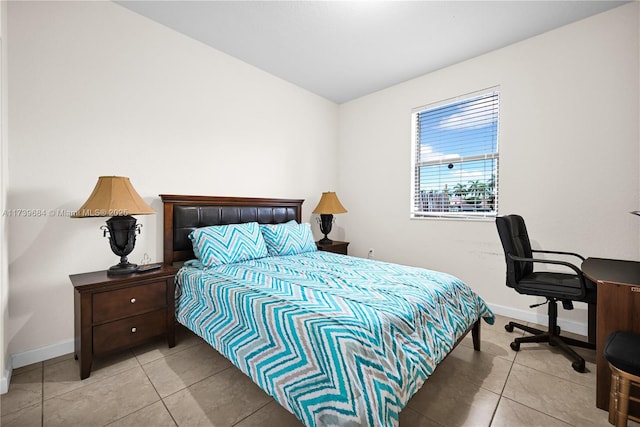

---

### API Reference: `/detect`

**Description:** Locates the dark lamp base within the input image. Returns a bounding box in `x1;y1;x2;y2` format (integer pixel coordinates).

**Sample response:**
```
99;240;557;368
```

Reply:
103;215;142;276
107;262;139;276
318;214;334;246
318;237;333;245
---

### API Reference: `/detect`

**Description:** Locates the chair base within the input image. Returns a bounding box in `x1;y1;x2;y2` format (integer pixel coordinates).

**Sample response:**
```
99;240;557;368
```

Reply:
505;318;595;373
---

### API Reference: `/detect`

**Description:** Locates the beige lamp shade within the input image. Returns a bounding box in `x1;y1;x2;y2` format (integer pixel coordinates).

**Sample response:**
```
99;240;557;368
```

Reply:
312;192;347;215
72;176;154;218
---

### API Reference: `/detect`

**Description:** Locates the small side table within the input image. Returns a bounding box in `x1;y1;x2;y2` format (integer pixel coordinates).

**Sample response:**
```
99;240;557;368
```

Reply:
70;265;178;379
316;240;349;255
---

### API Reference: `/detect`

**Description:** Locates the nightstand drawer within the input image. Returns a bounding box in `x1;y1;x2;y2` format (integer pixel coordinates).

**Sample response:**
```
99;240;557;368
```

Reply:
93;309;166;354
316;241;349;255
93;281;166;323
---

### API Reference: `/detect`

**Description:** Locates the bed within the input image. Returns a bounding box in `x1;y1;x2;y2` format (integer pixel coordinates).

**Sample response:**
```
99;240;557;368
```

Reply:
161;194;494;427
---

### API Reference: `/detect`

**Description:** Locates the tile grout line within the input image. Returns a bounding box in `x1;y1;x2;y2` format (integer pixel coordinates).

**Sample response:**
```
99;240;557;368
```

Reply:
99;354;167;427
155;364;237;426
231;399;276;426
486;343;518;427
155;363;236;401
159;398;180;427
136;351;180;427
44;362;142;403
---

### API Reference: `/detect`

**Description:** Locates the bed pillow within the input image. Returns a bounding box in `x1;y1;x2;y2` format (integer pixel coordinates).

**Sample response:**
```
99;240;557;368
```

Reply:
260;221;318;256
188;222;269;267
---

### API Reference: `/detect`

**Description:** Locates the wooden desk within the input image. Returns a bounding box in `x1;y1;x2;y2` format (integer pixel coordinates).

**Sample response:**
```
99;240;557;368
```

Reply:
582;257;640;414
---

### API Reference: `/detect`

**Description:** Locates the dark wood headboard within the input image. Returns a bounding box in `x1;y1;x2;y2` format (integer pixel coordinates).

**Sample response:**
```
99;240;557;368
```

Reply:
160;194;304;265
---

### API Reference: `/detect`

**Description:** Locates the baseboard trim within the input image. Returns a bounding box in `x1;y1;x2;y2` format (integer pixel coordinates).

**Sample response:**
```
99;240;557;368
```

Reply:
0;364;11;394
2;339;73;394
11;339;74;370
487;302;588;337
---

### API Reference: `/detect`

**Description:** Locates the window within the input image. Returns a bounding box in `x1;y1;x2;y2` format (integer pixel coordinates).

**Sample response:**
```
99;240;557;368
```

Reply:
411;88;500;219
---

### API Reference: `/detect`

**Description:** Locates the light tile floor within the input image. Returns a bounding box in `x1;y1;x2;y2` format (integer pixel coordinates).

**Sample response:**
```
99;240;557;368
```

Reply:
2;315;638;427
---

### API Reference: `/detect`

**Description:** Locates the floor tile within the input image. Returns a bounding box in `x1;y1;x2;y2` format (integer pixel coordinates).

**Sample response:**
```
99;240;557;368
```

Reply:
12;362;43;376
0;365;42;417
142;342;232;398
43;353;74;367
437;344;513;394
163;366;272;426
90;349;143;377
490;397;572;427
132;325;203;366
512;340;596;389
42;358;85;401
0;402;41;427
106;401;177;427
235;400;303;427
502;363;610;426
43;350;141;400
43;366;159;427
407;355;501;427
399;406;445;427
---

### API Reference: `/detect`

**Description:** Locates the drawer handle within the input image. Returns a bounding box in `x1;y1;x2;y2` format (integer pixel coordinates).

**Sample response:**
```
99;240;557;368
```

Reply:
130;298;136;304
131;327;137;333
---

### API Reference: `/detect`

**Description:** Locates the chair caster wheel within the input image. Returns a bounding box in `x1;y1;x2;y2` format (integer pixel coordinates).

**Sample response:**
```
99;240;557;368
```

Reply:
505;324;514;333
572;360;585;373
510;341;520;351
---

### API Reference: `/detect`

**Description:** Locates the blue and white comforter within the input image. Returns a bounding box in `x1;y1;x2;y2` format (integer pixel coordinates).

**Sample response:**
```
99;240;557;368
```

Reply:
175;251;494;426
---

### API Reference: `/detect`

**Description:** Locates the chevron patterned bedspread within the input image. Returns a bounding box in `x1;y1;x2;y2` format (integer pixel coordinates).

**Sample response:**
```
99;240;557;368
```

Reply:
175;251;494;426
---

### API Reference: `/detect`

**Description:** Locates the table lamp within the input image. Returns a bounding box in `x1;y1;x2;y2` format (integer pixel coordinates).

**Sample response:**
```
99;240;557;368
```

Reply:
73;176;154;275
312;191;347;244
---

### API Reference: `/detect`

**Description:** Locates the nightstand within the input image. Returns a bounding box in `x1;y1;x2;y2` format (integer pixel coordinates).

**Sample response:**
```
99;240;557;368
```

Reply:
70;265;178;379
316;240;349;255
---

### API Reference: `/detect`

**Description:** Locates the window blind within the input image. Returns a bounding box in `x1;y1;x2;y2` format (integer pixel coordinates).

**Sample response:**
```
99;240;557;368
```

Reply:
411;88;500;219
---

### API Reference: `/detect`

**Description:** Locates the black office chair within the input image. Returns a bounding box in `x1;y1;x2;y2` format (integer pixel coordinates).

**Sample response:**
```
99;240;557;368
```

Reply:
496;214;596;372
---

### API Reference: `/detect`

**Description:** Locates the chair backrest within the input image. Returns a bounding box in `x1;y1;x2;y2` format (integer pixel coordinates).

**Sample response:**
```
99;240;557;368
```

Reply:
496;215;534;286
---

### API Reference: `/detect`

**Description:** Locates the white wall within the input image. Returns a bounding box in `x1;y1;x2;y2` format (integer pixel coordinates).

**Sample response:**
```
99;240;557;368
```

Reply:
338;3;640;331
5;0;337;372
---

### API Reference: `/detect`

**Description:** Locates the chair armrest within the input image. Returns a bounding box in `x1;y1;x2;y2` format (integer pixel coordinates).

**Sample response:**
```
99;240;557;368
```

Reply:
531;249;585;261
507;253;587;288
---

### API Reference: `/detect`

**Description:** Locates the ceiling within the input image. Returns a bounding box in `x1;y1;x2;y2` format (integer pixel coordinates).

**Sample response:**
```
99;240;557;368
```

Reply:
116;1;627;104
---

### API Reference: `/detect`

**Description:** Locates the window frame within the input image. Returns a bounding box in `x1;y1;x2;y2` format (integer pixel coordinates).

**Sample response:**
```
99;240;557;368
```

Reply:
410;87;500;220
